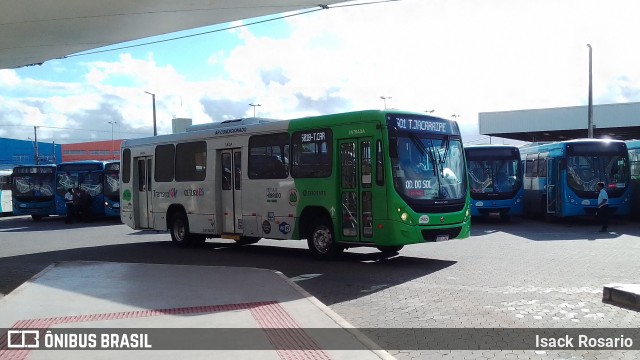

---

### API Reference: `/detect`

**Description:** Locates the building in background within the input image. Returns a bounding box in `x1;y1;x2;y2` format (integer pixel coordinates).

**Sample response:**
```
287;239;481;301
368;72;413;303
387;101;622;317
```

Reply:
61;139;123;162
479;102;640;142
0;138;61;170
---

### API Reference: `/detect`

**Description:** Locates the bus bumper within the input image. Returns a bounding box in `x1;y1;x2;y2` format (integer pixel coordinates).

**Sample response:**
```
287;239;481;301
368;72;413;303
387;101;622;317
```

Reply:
372;218;471;246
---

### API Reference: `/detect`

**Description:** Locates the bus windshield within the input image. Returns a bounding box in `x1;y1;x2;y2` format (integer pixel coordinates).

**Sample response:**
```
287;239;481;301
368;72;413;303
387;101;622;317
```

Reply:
12;170;56;200
393;134;466;201
567;154;629;196
468;159;521;194
104;170;119;201
56;171;103;197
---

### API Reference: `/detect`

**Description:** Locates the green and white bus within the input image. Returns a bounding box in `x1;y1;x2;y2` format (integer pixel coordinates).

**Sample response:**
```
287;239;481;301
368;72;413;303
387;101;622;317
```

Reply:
120;110;470;258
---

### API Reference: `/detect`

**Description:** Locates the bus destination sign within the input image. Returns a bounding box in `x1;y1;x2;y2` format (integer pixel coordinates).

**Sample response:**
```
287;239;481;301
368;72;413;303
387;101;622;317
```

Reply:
388;115;460;135
300;131;327;143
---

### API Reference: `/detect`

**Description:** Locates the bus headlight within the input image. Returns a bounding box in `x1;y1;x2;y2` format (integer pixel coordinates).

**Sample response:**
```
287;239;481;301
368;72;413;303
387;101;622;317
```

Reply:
400;212;409;222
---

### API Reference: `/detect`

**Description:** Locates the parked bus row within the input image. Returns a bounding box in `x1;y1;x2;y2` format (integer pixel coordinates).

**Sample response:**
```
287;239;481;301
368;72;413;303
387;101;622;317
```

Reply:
467;139;637;222
11;160;120;221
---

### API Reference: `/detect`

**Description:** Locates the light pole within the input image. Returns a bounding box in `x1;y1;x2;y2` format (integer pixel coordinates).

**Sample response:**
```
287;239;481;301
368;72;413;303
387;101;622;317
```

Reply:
108;121;117;160
587;44;594;138
144;91;157;136
249;103;261;117
33;126;39;165
380;96;392;109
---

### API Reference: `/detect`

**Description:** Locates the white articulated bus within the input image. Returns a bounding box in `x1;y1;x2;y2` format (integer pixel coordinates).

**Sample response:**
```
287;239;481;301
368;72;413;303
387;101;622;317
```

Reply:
120;110;470;259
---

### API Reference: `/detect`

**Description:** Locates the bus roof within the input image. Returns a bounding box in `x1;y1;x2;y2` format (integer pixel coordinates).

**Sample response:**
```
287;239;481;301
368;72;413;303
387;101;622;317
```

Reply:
122;109;457;148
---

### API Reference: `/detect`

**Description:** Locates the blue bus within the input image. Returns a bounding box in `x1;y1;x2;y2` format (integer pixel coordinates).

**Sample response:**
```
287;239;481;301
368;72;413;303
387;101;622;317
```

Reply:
626;140;640;220
55;161;121;219
520;139;631;219
103;161;121;217
465;145;523;221
11;164;58;220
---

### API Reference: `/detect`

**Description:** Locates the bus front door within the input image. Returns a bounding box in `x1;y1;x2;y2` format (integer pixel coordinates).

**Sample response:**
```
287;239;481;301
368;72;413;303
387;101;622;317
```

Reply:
338;138;374;243
134;156;153;228
220;149;242;237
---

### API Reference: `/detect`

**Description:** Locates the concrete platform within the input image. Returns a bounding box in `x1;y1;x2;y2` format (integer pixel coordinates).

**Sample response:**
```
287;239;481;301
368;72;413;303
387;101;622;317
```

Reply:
603;284;640;310
0;261;393;359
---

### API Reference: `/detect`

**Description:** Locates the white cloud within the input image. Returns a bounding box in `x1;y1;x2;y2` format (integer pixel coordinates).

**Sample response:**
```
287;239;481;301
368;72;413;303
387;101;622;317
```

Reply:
2;0;640;144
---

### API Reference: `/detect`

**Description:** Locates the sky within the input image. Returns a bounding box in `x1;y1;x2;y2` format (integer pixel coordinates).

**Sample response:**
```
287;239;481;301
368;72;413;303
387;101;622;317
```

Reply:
1;0;640;146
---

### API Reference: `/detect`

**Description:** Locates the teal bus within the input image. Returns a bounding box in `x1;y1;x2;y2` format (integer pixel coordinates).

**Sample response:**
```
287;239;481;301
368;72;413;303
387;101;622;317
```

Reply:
627;140;640;220
12;164;58;220
120;110;471;258
0;170;12;215
465;145;523;221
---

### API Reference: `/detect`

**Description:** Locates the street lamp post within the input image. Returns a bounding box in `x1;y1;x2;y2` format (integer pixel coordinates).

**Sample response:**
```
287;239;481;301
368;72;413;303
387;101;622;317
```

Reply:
108;121;117;160
144;91;157;136
33;126;39;165
380;96;392;109
249;103;261;117
587;44;594;138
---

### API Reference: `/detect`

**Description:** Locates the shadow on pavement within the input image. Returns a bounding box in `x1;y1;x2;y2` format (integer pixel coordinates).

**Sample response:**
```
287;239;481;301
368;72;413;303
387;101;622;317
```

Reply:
0;215;122;232
0;237;456;307
470;215;639;241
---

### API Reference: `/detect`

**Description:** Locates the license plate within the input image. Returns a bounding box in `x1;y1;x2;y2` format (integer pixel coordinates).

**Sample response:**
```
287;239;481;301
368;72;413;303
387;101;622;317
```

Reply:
436;235;449;242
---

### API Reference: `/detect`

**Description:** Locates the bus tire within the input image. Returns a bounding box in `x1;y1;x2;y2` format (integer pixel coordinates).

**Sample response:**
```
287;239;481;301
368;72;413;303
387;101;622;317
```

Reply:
32;215;42;221
236;237;260;245
307;219;343;260
377;245;404;254
169;212;194;247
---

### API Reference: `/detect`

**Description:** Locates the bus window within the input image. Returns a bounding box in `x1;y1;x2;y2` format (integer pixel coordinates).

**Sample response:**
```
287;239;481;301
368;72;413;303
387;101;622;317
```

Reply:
361;141;372;188
234;151;241;190
155;144;175;182
122;149;131;184
221;153;231;190
248;133;289;179
291;129;332;178
376;140;384;186
175;141;206;181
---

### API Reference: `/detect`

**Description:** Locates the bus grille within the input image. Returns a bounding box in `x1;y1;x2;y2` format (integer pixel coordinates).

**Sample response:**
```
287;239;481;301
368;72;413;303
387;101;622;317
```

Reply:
421;227;462;242
409;202;465;213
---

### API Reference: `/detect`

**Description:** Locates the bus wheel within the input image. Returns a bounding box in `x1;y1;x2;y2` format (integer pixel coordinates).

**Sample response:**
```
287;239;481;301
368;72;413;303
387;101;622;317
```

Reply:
236;237;260;245
169;212;193;247
376;245;404;254
32;215;42;221
307;219;343;260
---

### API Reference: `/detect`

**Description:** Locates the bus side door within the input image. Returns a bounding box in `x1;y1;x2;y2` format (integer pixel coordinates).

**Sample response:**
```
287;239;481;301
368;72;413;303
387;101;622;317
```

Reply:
546;156;561;215
134;156;153;228
338;138;374;243
220;149;242;235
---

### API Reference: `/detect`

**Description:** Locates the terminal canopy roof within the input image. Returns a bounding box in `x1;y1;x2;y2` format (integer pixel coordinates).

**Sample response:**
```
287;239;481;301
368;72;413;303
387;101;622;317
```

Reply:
479;102;640;142
0;0;347;69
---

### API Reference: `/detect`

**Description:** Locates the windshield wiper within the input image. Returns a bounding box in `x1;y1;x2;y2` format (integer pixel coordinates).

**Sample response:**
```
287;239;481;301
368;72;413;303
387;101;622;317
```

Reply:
407;132;438;176
441;135;450;163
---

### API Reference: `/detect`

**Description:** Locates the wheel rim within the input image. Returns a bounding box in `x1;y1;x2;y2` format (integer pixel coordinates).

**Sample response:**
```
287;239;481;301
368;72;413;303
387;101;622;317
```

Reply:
173;217;186;242
312;225;332;253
